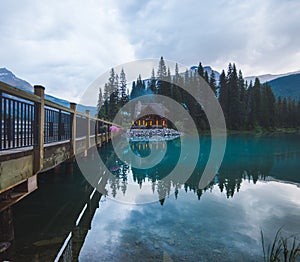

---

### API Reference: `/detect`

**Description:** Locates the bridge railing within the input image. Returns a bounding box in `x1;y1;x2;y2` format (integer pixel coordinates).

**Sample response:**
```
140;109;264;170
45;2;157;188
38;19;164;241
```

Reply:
0;82;115;154
0;88;37;150
44;106;72;144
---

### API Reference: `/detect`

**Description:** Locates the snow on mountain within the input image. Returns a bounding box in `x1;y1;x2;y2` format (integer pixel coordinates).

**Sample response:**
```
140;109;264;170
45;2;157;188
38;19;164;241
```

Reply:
190;65;220;81
244;70;300;84
0;68;33;92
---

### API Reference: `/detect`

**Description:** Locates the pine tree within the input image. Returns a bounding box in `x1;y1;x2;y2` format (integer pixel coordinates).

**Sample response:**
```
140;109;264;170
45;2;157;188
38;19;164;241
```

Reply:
198;62;204;77
261;83;275;128
227;64;240;129
175;63;179;77
120;68;129;106
252;78;262;127
238;70;246;128
103;83;110;119
136;74;146;97
219;70;228;121
282;97;288;127
164;67;172;98
173;63;183;104
246;81;255;128
107;69;119;120
276;96;283;127
157;56;167;79
149;68;157;94
97;87;104;118
204;71;209;83
209;70;216;95
287;97;297;127
130;81;137;99
157;56;167;95
297;99;300;127
265;83;276;128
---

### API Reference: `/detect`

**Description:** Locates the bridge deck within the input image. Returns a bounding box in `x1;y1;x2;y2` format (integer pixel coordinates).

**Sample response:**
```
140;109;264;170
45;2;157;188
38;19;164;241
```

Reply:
0;81;116;211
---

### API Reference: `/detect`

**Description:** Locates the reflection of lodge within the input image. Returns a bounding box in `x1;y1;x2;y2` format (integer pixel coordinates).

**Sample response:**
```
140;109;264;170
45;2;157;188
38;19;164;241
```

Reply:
132;101;169;129
131;141;166;153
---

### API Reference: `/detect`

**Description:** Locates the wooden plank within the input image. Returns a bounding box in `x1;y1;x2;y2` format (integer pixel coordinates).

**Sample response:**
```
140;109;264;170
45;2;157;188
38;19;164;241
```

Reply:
0;190;36;213
0;81;41;103
44;100;74;114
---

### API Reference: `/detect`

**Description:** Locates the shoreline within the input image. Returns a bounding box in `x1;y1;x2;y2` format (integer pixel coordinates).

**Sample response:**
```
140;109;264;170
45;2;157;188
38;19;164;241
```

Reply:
226;127;300;135
184;127;300;136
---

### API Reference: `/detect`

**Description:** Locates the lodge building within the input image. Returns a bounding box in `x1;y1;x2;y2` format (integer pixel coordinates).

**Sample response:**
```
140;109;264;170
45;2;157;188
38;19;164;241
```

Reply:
131;101;169;129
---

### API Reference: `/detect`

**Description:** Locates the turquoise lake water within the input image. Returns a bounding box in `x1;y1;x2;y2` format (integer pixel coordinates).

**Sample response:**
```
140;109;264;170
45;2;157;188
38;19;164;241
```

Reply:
4;134;300;261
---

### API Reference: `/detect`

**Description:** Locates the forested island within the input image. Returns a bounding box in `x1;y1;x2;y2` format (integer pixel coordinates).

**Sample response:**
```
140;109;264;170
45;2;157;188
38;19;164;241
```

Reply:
97;57;300;132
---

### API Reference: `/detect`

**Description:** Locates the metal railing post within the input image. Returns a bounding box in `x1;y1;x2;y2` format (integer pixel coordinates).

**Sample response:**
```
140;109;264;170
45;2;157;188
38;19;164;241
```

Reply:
58;109;62;141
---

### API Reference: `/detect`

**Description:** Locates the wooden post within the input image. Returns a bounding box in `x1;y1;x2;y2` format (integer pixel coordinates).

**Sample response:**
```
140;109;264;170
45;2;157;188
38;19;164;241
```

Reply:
106;124;110;142
100;124;103;146
70;103;77;155
86;110;90;151
95;120;99;147
33;85;45;173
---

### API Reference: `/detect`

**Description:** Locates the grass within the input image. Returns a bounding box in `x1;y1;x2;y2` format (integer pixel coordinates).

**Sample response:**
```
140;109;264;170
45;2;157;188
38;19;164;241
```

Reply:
261;228;300;262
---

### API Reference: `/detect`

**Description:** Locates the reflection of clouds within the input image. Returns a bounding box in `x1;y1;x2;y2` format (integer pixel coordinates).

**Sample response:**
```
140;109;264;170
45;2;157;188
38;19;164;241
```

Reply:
79;135;300;260
80;179;300;261
211;180;300;242
79;199;135;259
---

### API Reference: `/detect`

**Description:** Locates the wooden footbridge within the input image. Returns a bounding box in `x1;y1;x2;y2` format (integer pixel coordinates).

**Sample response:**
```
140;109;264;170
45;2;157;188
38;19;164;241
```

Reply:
0;81;116;213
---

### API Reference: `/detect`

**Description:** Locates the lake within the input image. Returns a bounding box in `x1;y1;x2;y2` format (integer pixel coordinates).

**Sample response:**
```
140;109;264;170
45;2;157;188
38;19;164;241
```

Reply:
3;134;300;261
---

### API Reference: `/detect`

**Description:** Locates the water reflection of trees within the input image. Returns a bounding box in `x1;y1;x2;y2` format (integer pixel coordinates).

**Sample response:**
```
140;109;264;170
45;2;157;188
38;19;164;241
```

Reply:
99;136;300;204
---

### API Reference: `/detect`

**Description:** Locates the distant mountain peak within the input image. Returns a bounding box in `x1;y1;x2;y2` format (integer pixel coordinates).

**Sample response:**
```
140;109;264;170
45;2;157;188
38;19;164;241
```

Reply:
268;73;300;100
189;65;220;82
0;67;97;115
244;70;300;84
0;67;33;92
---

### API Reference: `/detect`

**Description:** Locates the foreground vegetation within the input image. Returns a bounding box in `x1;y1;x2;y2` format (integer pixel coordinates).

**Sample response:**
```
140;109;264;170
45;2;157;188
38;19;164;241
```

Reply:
261;228;300;262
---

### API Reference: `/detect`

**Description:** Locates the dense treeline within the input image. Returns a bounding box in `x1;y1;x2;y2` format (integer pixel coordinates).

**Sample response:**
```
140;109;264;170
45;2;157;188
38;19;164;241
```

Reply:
97;57;300;130
97;68;129;120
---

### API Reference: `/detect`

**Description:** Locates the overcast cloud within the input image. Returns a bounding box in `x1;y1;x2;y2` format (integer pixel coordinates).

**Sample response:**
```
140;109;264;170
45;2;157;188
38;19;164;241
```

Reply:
0;0;299;102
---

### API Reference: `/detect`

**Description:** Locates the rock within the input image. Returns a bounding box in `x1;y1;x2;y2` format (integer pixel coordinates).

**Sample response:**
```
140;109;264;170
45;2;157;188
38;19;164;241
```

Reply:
167;239;175;245
135;240;141;245
0;242;11;253
154;241;160;249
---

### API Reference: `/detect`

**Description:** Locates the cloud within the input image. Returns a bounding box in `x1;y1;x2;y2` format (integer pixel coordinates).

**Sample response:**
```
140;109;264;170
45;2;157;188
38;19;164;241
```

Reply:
0;0;136;101
1;0;300;103
115;0;300;75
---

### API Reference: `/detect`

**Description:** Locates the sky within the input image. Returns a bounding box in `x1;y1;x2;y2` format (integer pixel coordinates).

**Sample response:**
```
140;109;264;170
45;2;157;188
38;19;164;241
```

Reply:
1;0;300;103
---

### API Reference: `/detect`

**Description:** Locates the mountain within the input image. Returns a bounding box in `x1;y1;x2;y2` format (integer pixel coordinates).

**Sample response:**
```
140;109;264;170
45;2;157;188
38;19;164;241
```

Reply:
190;65;220;81
244;70;300;84
267;73;300;100
188;66;300;101
0;68;32;92
0;68;97;116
